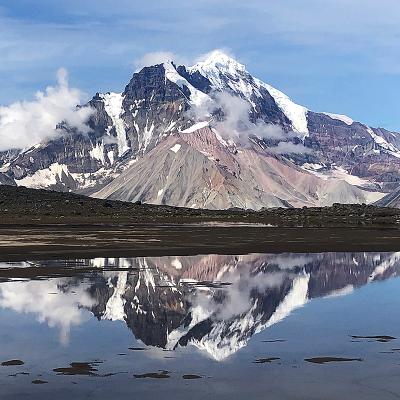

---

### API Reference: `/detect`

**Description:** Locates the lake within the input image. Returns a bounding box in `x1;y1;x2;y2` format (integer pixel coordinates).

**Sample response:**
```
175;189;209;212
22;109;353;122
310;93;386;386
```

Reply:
0;252;399;399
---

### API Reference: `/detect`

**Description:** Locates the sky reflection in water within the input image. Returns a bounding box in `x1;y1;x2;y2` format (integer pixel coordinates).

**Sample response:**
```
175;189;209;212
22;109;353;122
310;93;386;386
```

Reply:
0;252;400;399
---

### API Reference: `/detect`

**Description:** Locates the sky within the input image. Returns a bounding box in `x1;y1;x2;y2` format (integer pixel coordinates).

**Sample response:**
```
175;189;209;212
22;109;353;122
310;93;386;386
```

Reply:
1;0;400;130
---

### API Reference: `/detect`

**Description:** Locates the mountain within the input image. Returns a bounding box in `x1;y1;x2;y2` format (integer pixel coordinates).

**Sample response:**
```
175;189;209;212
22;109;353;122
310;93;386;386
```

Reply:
86;252;400;360
375;185;400;208
4;252;397;360
94;126;380;209
1;50;399;209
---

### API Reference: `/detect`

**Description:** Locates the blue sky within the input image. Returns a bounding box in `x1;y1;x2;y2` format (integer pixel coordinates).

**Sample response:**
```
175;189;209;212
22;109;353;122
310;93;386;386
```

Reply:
1;0;400;130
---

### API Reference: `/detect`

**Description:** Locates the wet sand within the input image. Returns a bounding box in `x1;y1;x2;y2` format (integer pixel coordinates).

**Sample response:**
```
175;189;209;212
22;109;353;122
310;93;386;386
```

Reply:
0;223;399;261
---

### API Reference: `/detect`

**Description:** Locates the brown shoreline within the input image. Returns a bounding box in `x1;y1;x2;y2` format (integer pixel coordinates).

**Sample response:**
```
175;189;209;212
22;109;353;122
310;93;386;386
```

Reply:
0;223;399;262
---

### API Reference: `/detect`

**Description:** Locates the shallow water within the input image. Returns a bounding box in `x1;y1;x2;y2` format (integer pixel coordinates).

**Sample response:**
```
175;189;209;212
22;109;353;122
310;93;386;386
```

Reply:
0;252;400;399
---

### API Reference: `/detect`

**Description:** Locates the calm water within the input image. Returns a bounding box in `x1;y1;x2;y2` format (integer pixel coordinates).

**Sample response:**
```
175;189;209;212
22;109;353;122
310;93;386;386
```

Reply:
0;252;400;399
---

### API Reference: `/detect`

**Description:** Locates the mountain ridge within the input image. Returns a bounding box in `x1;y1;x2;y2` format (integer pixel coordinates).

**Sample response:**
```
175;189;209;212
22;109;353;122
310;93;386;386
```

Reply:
1;51;399;209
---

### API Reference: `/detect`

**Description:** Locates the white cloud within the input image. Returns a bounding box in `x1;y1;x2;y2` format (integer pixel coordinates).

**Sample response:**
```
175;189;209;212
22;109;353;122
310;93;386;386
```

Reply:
0;278;95;345
267;254;316;270
0;68;94;151
187;90;288;144
134;51;189;71
190;264;295;322
269;141;313;155
213;92;251;141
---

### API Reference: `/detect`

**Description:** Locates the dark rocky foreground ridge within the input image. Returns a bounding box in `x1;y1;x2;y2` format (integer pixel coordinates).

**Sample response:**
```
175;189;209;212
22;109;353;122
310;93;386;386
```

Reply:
1;185;400;227
1;185;400;261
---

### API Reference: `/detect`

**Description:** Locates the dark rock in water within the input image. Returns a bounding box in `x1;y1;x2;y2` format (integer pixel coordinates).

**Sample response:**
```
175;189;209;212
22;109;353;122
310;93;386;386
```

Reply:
31;379;48;384
253;357;281;364
53;361;101;376
182;374;202;379
305;357;362;364
133;370;170;379
350;335;396;343
1;359;24;366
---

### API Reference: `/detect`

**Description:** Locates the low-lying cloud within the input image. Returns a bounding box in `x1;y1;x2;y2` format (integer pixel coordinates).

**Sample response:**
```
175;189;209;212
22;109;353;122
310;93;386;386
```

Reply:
0;68;93;151
187;90;309;154
269;141;313;155
213;92;288;142
0;276;95;345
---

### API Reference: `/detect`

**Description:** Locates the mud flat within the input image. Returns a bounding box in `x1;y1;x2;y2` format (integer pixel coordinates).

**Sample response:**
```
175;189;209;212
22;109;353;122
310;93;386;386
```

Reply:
0;224;400;261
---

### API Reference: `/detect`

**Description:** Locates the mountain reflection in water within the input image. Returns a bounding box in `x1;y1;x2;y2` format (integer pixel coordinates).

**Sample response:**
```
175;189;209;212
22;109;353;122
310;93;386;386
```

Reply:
0;252;399;361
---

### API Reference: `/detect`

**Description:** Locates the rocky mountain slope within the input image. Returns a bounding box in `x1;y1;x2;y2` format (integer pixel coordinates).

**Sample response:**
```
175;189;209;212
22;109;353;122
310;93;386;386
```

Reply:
376;185;400;208
95;127;381;209
1;50;399;208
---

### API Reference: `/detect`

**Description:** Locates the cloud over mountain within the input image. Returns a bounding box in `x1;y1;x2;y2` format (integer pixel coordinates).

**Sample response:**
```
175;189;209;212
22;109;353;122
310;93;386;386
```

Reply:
0;68;93;151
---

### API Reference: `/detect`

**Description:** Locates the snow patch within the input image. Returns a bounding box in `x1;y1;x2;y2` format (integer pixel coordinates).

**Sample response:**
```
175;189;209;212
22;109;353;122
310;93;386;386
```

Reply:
302;163;324;171
171;258;182;270
170;144;181;153
100;92;130;156
164;120;177;132
16;162;70;189
366;127;400;158
369;252;400;282
322;112;354;126
89;141;106;164
180;121;210;133
189;50;309;138
264;274;310;330
163;62;210;107
258;80;309;138
139;120;155;151
103;272;128;321
331;167;372;187
189;50;250;96
302;165;375;190
324;285;354;298
107;150;114;165
0;162;10;173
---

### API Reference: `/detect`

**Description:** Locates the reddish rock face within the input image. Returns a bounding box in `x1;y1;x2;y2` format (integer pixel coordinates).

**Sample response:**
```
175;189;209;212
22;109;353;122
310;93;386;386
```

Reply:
94;127;383;209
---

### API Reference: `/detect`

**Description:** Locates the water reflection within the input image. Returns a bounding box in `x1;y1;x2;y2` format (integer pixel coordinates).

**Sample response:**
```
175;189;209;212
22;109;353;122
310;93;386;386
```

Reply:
0;252;399;360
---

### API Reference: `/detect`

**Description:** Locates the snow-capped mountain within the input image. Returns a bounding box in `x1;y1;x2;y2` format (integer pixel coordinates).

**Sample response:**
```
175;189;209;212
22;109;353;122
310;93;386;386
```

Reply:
88;252;400;360
16;252;396;360
1;50;399;208
2;253;399;359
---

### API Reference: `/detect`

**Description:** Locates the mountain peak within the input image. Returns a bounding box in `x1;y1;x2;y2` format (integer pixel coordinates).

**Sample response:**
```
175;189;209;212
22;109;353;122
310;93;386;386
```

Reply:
189;50;246;74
